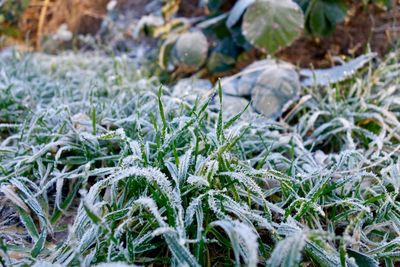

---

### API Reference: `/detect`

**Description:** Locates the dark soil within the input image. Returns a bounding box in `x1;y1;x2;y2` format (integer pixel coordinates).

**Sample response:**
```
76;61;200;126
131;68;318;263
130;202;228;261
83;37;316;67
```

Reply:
177;0;235;17
277;4;400;68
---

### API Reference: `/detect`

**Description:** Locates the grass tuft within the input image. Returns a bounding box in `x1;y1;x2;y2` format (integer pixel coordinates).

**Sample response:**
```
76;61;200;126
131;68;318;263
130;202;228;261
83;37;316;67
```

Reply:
0;51;400;266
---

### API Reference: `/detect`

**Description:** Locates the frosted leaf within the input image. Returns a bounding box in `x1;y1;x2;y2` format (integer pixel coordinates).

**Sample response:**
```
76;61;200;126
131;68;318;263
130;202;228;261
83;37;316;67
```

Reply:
207;191;230;220
152;227;175;237
32;261;63;267
251;66;300;118
226;0;255;28
212;94;252;119
187;175;209;187
172;31;208;71
300;53;377;87
135;197;167;227
178;148;192;182
121;155;141;167
128;140;142;156
221;59;295;96
268;232;306;267
0;184;30;213
173;78;212;103
110;166;174;203
211;220;259;267
115;128;127;140
220;172;264;199
242;0;304;53
71;113;91;132
185;194;205;226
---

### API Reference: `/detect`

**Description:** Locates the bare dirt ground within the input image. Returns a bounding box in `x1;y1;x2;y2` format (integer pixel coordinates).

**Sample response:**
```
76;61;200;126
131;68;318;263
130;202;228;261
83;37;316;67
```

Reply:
277;4;400;68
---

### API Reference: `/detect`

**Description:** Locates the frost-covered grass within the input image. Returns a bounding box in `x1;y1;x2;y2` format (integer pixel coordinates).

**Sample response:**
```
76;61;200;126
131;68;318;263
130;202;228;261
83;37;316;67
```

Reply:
0;50;400;266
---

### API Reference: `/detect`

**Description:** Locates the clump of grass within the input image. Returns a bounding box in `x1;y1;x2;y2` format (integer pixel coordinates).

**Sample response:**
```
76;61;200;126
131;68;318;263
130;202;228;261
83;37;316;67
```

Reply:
0;50;400;266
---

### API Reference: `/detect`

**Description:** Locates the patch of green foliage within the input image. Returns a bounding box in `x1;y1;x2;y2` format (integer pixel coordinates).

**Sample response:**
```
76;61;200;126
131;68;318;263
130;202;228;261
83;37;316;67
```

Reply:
150;0;392;77
0;0;30;38
0;50;400;266
295;0;391;36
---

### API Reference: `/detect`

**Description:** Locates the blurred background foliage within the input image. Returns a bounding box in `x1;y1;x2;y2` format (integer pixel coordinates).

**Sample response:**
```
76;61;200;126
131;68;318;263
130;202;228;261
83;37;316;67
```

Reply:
0;0;29;38
0;0;399;82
